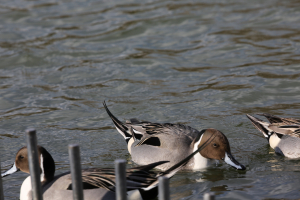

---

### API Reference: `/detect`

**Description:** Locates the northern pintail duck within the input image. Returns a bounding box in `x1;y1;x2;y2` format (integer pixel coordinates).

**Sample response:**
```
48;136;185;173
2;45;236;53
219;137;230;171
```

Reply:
1;145;200;200
103;102;245;170
246;113;300;158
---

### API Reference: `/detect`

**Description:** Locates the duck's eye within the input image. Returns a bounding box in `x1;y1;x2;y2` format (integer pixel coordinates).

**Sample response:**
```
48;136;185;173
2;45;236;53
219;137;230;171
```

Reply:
213;143;218;147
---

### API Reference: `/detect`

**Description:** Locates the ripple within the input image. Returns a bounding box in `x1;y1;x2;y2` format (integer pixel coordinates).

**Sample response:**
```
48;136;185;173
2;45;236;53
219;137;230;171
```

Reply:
31;2;58;8
0;106;61;121
237;102;300;114
172;66;217;72
0;84;11;89
256;72;300;79
53;96;85;101
0;133;19;138
132;45;203;57
0;76;12;79
33;85;59;92
184;82;253;94
50;125;113;131
67;83;108;89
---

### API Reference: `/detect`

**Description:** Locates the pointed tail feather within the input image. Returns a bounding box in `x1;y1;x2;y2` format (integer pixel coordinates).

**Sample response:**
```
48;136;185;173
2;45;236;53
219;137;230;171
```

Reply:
103;101;132;140
246;114;271;138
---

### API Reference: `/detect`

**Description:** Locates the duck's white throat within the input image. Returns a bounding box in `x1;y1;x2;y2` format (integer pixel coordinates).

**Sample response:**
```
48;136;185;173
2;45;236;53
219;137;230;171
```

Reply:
192;134;214;170
20;154;45;200
20;176;32;200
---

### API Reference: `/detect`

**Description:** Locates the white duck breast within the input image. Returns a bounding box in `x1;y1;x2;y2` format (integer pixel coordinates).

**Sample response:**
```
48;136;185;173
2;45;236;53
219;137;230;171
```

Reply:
103;101;245;170
191;134;214;170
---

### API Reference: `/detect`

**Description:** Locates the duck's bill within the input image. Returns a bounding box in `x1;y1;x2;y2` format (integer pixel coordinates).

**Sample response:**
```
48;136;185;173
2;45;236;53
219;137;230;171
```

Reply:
1;162;19;177
224;152;246;170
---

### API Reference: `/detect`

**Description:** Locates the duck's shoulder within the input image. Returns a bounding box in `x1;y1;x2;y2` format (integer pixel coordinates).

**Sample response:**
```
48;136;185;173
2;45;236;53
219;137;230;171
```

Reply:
269;124;300;138
144;122;200;139
127;119;200;135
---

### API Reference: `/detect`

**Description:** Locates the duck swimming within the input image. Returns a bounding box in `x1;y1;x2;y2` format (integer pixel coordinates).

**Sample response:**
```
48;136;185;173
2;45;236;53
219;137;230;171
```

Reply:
1;143;204;200
247;113;300;158
103;101;245;170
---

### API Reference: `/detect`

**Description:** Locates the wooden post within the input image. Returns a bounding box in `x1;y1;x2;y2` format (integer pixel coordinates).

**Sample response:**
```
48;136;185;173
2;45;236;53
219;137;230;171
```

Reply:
159;176;170;200
26;129;43;200
68;144;84;200
114;159;127;200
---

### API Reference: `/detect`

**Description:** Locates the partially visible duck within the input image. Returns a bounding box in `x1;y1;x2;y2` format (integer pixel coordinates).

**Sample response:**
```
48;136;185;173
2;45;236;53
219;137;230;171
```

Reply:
1;144;199;200
103;101;245;170
246;113;300;158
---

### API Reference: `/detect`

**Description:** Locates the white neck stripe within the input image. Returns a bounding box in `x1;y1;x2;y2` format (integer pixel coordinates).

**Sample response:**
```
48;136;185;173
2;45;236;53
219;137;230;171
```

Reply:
194;134;203;152
40;154;45;182
191;134;213;169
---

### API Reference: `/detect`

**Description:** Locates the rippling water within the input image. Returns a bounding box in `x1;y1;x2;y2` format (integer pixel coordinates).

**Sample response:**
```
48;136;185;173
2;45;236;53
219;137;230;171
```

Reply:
1;0;300;199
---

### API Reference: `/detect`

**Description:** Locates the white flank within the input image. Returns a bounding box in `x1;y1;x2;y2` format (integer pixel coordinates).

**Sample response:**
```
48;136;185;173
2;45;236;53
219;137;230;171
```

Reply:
192;134;212;170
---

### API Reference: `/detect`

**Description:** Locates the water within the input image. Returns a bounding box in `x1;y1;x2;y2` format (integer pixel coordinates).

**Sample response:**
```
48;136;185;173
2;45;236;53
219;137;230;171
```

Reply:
1;0;300;199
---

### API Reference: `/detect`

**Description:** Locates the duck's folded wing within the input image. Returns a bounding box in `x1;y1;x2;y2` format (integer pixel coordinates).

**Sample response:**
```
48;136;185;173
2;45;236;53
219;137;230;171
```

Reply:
268;124;300;136
278;127;300;138
82;172;116;191
81;161;168;191
258;113;300;125
135;123;199;146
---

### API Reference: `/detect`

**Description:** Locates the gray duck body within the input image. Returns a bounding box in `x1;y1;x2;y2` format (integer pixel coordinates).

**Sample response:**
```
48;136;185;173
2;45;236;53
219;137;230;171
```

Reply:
274;134;300;158
128;122;203;170
103;101;246;170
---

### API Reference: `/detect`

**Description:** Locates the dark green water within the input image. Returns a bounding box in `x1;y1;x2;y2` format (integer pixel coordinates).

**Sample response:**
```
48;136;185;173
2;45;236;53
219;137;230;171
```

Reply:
1;0;300;199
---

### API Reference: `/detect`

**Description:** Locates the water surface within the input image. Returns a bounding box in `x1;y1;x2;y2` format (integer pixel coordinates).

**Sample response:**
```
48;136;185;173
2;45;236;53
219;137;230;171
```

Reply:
1;0;300;199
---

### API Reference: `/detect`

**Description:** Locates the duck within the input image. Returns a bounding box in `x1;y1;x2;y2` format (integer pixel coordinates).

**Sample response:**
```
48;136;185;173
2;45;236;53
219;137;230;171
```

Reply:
246;113;300;158
1;143;207;200
103;101;245;170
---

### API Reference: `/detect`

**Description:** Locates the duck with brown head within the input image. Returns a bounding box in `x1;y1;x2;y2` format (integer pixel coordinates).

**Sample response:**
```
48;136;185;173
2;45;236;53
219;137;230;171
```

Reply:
103;102;246;171
1;143;206;200
196;129;245;170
